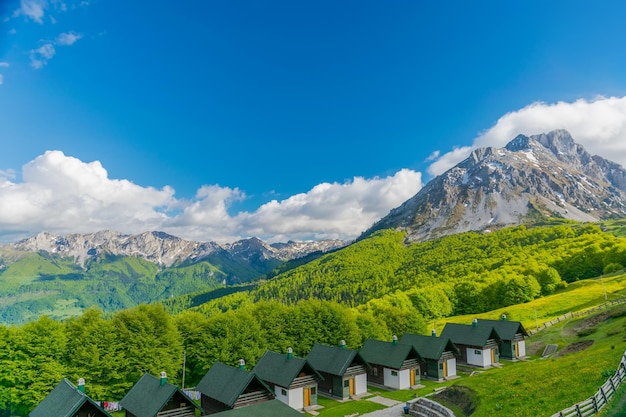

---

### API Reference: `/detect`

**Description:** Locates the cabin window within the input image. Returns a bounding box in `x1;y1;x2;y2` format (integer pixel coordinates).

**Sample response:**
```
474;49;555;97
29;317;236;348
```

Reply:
281;389;287;396
474;350;482;355
344;380;350;387
391;371;398;376
310;387;316;395
372;368;378;376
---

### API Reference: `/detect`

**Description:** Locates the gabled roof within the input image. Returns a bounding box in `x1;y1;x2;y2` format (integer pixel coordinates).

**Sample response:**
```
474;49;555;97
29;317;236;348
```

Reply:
120;373;199;417
211;399;303;417
30;378;112;417
359;339;422;369
196;362;273;407
399;333;460;360
476;319;529;340
440;323;501;348
307;343;371;376
252;350;323;388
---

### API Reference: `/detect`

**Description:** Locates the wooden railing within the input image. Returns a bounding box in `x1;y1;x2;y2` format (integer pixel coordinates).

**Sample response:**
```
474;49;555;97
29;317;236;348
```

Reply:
550;351;626;417
528;297;626;336
156;405;197;417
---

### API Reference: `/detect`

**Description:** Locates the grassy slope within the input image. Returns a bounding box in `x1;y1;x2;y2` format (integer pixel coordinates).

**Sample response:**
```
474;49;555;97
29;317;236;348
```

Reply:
306;272;626;417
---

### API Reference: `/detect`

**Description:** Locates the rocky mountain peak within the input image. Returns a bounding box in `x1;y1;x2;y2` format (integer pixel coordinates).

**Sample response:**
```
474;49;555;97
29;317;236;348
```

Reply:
362;130;626;243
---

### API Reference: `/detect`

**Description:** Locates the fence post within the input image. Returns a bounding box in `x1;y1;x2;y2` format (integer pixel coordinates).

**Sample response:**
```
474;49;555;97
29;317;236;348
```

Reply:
575;404;582;417
592;396;598;413
600;386;608;405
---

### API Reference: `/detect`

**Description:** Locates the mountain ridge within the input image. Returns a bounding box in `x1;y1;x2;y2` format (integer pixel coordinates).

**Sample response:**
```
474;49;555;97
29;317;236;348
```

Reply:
362;129;626;242
6;230;347;268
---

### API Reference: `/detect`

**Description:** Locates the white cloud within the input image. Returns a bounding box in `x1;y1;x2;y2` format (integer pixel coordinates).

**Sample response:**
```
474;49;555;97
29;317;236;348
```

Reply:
15;0;48;23
0;152;423;243
427;96;626;176
0;74;3;85
231;169;423;242
56;31;81;45
425;150;440;162
30;42;55;68
0;62;9;67
0;151;175;238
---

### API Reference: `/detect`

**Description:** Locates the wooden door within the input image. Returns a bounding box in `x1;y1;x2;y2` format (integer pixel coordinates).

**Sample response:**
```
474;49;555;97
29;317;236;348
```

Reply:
304;387;310;407
515;343;519;357
491;348;495;364
410;368;416;386
443;360;448;377
349;378;355;396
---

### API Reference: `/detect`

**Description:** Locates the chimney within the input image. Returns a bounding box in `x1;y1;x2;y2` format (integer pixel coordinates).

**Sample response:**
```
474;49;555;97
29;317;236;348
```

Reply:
160;371;167;386
392;335;398;345
238;359;246;370
501;314;507;321
472;318;478;328
431;329;437;337
340;340;346;349
287;347;293;359
77;378;85;393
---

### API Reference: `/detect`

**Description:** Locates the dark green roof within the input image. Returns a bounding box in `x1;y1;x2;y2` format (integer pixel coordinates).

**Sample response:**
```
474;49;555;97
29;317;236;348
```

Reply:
399;334;460;360
440;323;501;348
307;343;371;376
196;362;273;407
211;399;303;417
120;373;199;417
359;339;422;369
476;319;529;340
252;350;323;388
30;378;112;417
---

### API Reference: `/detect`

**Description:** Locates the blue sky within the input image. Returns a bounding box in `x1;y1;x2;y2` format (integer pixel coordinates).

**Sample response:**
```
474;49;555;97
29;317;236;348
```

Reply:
2;1;626;243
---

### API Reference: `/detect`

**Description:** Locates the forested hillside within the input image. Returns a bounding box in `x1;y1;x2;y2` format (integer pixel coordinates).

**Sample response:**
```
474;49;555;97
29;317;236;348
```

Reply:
195;222;626;318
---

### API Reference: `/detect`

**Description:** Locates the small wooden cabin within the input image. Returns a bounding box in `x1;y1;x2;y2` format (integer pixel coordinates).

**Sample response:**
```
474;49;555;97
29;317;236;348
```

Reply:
477;317;529;360
306;341;370;399
359;336;422;390
196;361;274;414
119;372;200;417
400;332;460;380
30;378;112;417
440;320;502;368
252;348;323;410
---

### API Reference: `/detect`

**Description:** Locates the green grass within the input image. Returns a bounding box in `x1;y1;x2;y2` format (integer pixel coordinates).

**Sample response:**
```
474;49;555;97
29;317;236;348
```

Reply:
435;272;626;334
305;396;386;417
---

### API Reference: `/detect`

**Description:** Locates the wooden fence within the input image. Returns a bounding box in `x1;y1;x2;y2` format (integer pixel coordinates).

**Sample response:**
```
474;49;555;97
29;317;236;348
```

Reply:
527;297;626;336
549;351;626;417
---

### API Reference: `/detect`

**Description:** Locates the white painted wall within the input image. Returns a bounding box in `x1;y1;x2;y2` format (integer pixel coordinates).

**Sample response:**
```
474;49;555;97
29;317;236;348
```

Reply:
354;373;367;395
383;367;400;389
274;386;303;410
466;347;491;367
398;369;411;389
287;386;303;409
446;358;457;377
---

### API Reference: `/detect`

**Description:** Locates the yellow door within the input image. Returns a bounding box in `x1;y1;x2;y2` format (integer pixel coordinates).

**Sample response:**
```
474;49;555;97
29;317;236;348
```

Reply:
304;387;310;407
515;343;519;357
349;378;355;396
443;360;448;377
491;349;496;364
410;368;416;386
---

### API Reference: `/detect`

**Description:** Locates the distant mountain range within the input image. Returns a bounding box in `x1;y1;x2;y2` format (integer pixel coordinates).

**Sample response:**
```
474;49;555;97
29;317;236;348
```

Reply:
8;230;346;268
362;129;626;242
0;232;345;324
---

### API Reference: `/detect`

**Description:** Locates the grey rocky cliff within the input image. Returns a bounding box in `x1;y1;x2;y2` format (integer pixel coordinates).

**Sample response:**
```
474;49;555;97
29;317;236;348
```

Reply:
10;231;346;268
363;130;626;242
